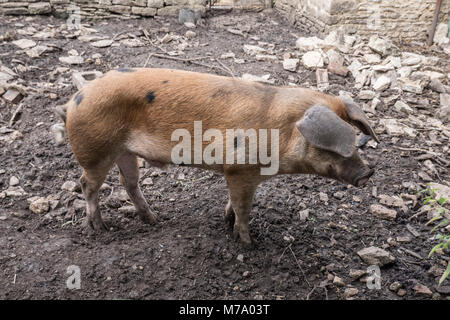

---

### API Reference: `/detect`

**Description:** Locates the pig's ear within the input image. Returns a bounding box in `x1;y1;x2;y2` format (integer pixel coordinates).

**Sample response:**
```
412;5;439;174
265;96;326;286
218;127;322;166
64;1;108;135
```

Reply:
296;105;356;158
342;98;380;143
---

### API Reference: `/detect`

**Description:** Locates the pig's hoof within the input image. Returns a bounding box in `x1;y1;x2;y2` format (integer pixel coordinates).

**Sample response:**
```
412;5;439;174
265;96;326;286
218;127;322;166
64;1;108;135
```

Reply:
224;203;235;227
233;227;253;248
84;215;108;232
139;210;157;224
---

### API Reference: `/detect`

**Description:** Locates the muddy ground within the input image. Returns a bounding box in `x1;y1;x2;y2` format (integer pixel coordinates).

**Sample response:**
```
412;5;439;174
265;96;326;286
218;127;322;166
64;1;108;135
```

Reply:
0;10;449;300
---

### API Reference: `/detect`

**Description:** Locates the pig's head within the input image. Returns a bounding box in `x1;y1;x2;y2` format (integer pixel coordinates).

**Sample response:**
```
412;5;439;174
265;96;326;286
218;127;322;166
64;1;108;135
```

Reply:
295;99;380;187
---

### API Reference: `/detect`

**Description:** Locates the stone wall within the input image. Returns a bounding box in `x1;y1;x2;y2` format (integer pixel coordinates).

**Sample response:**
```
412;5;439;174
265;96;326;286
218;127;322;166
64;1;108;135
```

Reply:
0;0;207;18
275;0;450;40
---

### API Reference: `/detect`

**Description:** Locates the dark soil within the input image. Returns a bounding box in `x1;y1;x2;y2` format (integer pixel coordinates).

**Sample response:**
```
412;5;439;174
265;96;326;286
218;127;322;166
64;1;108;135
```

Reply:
0;10;449;300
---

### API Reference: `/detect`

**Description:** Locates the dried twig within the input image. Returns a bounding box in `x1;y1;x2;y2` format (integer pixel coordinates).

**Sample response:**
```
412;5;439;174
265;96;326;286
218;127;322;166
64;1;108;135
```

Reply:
288;245;311;287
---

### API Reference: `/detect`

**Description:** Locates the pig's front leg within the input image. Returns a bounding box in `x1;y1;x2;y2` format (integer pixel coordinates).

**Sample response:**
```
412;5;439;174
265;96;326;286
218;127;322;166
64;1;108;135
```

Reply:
224;172;259;247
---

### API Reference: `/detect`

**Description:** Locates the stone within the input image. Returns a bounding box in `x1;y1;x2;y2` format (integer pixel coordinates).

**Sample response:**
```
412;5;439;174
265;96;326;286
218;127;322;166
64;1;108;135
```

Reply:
430;78;446;93
2;89;23;104
131;7;157;16
241;73;274;84
358;90;376;100
59;56;84;65
378;195;404;207
433;23;449;47
0;71;14;83
349;269;366;280
29;197;50;214
364;53;381;64
394;101;413;114
12;39;37;50
236;254;244;263
327;61;348;77
28;2;52;14
299;209;309;221
51;124;65;146
402;57;422;66
333;276;345;287
357;246;395;266
9;176;20;187
326;49;344;65
185;30;196;39
283;58;299;72
25;45;48;58
413;283;432;297
255;55;277;62
316;68;329;90
142;178;153;186
389;281;402;291
428;182;450;200
368;36;391;56
72;71;103;90
370;204;397;220
397;289;406;297
148;0;164;8
398;77;426;94
243;44;266;56
158;6;180;16
302;51;324;69
184;22;196;29
372;75;391;91
91;39;113;48
178;8;200;24
295;36;324;51
343;287;358;299
61;181;79;192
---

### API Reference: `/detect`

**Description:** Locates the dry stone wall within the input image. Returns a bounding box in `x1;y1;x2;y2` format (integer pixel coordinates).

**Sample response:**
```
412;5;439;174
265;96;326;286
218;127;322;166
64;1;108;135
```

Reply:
0;0;207;18
275;0;450;40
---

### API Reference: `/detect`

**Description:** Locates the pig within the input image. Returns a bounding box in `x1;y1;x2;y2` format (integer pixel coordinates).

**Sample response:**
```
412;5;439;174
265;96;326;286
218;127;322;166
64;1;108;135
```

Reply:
55;68;379;247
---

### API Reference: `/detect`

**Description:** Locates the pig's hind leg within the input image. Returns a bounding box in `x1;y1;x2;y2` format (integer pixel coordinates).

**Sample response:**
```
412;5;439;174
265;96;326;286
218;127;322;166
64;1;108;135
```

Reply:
115;152;157;224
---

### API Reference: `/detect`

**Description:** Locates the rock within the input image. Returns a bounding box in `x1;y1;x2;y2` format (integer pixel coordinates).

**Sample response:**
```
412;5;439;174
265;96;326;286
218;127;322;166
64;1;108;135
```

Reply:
51;124;65;146
178;8;201;25
302;51;324;68
398;66;413;78
326;49;344;65
378;195;404;207
441;93;450;107
357;246;395;266
364;53;381;64
236;254;244;263
398;77;425;94
428;182;450;200
396;236;412;243
372;75;391;91
319;192;328;203
433;23;449;47
413;283;432;297
316;68;329;90
2;89;23;104
184;22;196;29
347;59;363;78
358;90;376;100
72;71;103;90
283;58;299;72
185;30;196;39
28;2;52;14
142;177;153;186
402;56;422;66
343;287;359;299
61;181;79;192
25;45;48;58
12;39;37;49
59;56;84;65
241;73;274;84
349;269;366;280
295;36;324;51
430;78;446;93
368;36;391;56
333;276;345;287
394;101;413;114
91;39;113;48
299;209;309;221
327;61;349;77
397;289;407;297
389;281;402;291
370;204;397;220
29;197;50;214
243;44;266;56
9;176;20;187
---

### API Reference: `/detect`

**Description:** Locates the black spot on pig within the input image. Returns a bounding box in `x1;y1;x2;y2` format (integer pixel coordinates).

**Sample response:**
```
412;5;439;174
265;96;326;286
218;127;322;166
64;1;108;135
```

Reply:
162;80;169;84
117;68;135;73
74;92;83;106
146;91;155;103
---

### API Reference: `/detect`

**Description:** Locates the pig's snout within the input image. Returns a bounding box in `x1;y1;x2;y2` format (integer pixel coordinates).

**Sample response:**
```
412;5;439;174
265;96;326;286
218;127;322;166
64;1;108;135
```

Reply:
352;168;374;187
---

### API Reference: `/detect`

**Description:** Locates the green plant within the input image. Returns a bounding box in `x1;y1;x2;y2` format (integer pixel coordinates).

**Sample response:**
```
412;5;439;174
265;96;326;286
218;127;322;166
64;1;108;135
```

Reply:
420;184;449;286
